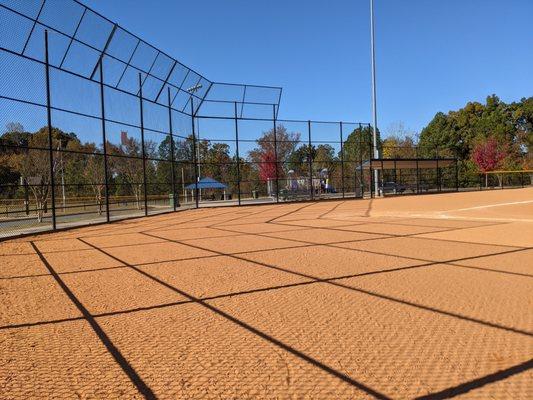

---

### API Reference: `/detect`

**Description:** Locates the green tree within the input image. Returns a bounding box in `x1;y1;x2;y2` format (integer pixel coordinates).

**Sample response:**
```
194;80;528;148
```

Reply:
342;125;381;162
419;95;531;185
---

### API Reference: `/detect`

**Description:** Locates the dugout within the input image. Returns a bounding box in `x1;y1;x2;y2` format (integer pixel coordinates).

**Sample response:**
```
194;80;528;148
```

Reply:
357;158;458;196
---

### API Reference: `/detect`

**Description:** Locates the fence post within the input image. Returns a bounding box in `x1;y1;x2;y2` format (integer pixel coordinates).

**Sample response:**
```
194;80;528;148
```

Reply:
191;98;199;208
359;123;364;198
308;120;314;200
138;73;148;216
44;30;57;230
394;159;398;188
99;59;111;222
339;122;345;199
272;105;279;203
167;88;177;211
368;131;374;198
416;159;420;194
234;102;241;206
455;159;459;191
436;147;441;192
436;158;441;192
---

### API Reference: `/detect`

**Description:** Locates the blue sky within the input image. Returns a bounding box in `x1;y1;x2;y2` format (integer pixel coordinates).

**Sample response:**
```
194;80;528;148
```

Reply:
48;0;533;135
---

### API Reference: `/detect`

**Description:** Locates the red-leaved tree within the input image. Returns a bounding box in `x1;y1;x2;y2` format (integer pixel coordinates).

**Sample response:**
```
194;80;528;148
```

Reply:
259;150;277;182
472;137;507;187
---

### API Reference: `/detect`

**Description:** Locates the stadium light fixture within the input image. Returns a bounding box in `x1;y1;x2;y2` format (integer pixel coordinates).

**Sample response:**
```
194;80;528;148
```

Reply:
187;84;203;93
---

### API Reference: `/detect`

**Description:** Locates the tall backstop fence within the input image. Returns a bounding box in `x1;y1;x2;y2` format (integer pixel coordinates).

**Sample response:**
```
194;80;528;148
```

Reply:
0;0;530;239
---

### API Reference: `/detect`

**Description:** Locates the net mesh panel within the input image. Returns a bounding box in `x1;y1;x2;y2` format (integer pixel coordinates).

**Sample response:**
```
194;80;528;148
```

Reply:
0;0;384;238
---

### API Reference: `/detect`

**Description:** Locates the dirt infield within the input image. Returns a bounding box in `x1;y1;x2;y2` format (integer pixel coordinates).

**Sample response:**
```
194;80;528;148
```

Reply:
1;188;532;399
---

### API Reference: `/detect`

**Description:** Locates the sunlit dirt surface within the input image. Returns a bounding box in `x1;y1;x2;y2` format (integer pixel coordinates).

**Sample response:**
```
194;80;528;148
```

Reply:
1;188;532;399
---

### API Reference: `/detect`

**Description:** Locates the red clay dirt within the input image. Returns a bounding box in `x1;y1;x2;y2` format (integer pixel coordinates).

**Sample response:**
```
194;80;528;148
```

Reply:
1;188;532;399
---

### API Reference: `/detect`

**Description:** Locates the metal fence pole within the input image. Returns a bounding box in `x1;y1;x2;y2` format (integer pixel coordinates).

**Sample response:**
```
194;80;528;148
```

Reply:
234;102;241;206
98;59;110;222
416;159;420;194
455;159;459;191
339;122;345;199
138;73;148;216
436;158;441;192
359;123;364;198
394;159;398;187
191;99;199;208
272;105;279;203
436;146;441;192
368;131;374;198
308;120;314;201
44;30;57;230
167;88;177;211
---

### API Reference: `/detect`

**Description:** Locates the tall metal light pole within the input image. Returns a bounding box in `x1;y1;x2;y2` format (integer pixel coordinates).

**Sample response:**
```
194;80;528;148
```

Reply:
187;84;203;200
370;0;380;195
187;84;203;180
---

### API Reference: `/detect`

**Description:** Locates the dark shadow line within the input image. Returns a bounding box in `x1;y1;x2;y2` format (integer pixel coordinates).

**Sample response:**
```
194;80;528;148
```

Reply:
4;227;529;284
77;237;390;400
0;273;51;280
221;213;499;230
31;240;169;255
11;211;177;243
29;241;156;399
324;244;533;280
4;245;531;332
0;266;422;330
152;207;262;232
415;358;533;399
0;315;85;330
210;225;532;280
364;198;373;217
68;207;243;241
322;217;508;233
271;216;408;224
171;225;313;237
321;218;518;249
444;262;533;278
0;252;38;257
272;220;525;250
263;202;319;224
142;232;533;337
317;200;346;219
206;205;283;228
92;262;454;318
271;220;458;239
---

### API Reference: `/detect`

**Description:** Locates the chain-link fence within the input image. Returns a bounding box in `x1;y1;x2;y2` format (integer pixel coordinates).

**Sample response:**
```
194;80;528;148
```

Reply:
1;0;529;239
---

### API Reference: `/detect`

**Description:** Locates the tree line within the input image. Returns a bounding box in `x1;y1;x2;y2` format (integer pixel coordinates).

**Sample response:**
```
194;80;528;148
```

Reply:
1;94;531;217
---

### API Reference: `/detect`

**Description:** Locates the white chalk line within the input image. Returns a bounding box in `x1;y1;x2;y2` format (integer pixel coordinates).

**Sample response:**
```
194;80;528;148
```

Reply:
443;200;533;213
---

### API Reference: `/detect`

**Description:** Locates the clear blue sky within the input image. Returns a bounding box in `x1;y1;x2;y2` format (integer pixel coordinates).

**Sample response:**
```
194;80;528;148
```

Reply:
84;0;532;135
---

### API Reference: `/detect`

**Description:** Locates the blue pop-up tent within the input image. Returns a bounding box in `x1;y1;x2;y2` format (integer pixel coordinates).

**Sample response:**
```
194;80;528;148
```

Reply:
185;177;229;202
185;177;227;190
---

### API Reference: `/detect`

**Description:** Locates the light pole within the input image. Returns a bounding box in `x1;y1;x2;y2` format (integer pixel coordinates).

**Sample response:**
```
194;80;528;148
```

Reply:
187;84;202;200
370;0;380;195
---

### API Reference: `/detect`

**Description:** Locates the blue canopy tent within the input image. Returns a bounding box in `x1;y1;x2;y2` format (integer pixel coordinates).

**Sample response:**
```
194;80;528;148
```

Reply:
185;177;228;201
